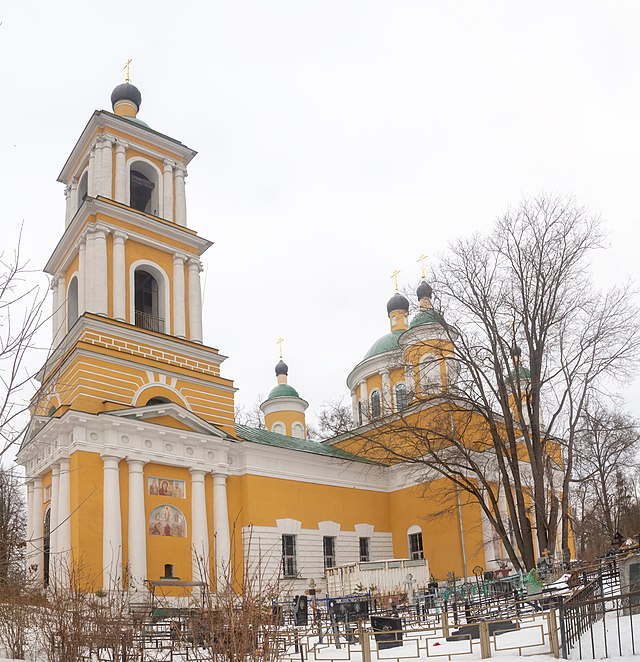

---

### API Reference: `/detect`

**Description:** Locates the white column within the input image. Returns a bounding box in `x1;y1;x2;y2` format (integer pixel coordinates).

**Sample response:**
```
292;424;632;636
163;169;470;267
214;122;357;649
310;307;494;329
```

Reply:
381;370;391;414
70;178;79;218
93;226;109;316
174;165;187;227
213;472;230;591
31;479;43;583
114;141;127;203
50;464;60;572
113;231;128;321
88;146;96;197
190;470;210;584
127;459;147;590
173;253;186;338
405;364;416;401
188;258;203;343
57;274;67;337
64;186;71;226
351;390;358;426
101;137;113;198
92;140;103;197
102;455;123;590
78;236;86;315
163;160;174;222
57;458;71;576
359;380;369;423
84;231;96;313
51;279;59;343
25;481;33;565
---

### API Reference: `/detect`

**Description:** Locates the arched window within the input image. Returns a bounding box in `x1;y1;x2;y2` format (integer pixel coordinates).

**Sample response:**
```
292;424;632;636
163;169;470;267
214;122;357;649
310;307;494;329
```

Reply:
370;390;381;419
146;397;171;406
420;355;441;393
395;383;407;411
77;171;88;210
292;422;305;439
272;422;285;435
408;524;424;560
129;161;159;215
67;276;78;330
43;508;51;586
134;269;164;332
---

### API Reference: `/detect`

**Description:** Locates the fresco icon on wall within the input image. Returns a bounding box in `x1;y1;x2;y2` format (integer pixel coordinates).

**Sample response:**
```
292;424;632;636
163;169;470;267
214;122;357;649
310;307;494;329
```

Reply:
149;505;187;538
148;477;186;498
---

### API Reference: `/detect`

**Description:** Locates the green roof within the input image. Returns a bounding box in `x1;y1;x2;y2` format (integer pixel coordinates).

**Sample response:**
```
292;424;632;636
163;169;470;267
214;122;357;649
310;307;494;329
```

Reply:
267;383;300;399
235;424;378;464
409;309;447;329
515;366;531;380
363;330;404;360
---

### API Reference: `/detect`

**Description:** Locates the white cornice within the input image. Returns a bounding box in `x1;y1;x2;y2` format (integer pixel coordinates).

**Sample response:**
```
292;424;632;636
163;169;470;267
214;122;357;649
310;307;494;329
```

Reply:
58;111;197;184
259;396;309;415
45;197;212;276
37;315;230;384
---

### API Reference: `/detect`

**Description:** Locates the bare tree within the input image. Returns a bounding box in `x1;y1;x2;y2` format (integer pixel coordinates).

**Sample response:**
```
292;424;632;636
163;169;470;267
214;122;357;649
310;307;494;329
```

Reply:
0;467;25;584
571;400;640;557
235;398;266;429
0;230;48;459
341;195;640;571
313;397;354;439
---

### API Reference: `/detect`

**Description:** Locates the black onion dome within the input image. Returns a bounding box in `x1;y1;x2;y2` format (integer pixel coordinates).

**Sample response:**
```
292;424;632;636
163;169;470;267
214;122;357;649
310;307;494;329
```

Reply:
275;359;289;376
386;292;410;315
416;280;433;300
111;82;142;111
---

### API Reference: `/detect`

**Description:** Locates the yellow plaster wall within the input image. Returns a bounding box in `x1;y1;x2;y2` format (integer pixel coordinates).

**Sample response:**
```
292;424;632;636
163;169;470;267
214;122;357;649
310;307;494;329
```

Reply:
265;410;306;436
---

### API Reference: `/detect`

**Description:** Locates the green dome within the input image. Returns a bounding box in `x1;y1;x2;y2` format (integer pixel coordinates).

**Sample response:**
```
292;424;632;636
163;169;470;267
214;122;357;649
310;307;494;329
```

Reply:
267;383;300;399
363;330;404;360
515;366;531;380
409;309;447;329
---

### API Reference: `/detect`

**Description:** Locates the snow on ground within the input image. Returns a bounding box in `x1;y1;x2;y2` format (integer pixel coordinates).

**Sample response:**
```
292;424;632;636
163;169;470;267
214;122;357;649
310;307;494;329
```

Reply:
569;611;640;660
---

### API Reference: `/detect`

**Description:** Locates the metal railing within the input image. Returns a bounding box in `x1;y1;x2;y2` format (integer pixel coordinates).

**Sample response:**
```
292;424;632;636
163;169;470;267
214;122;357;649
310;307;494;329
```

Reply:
135;310;165;333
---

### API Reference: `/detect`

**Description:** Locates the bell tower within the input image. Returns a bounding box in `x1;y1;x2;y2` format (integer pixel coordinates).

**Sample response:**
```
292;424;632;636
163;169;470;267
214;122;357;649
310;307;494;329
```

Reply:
18;77;236;594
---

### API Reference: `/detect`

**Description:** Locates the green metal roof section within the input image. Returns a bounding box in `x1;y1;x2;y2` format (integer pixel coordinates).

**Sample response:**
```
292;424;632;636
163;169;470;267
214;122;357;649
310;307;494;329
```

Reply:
363;330;404;360
235;424;379;464
409;309;448;329
266;383;300;399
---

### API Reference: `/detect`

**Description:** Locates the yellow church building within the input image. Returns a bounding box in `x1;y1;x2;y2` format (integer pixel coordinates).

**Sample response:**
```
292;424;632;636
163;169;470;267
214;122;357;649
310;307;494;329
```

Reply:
17;80;531;597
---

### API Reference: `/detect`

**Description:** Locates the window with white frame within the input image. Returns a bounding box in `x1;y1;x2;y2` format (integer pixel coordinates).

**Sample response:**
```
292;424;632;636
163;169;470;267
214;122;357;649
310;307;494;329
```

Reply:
292;422;305;439
394;383;407;410
323;536;336;569
272;423;285;435
282;534;297;577
359;537;370;562
408;527;424;560
420;355;441;393
370;390;381;419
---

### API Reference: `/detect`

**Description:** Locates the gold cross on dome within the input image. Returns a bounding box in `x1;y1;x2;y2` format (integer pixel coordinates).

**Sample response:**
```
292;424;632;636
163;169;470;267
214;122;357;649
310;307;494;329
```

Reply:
124;59;132;83
417;254;428;280
390;269;401;292
276;337;285;359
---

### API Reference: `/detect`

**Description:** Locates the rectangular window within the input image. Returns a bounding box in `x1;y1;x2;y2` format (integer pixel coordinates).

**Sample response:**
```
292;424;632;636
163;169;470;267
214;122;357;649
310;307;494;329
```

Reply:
408;532;424;560
359;537;370;562
282;534;297;577
323;536;336;570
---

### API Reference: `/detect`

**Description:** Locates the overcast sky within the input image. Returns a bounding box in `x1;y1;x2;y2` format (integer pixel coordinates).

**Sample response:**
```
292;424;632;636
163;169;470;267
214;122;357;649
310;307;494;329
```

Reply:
1;1;640;441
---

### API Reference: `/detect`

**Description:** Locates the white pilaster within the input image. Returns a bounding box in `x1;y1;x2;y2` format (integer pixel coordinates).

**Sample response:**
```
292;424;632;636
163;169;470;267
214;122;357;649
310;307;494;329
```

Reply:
190;470;210;584
187;258;203;343
213;472;230;591
101;136;113;198
50;464;60;573
88;146;96;197
70;178;79;218
381;370;391;414
112;232;128;322
163;160;174;222
31;479;43;583
351;390;358;426
84;231;96;313
64;186;71;226
102;455;123;590
93;226;109;316
57;458;71;575
114;141;127;203
174;165;187;227
359;380;369;424
173;253;186;338
78;236;86;315
93;140;103;198
57;274;67;338
127;459;147;590
51;279;59;344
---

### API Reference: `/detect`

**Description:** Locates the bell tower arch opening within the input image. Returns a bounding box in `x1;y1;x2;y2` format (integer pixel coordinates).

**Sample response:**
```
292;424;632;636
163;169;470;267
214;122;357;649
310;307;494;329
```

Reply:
67;275;79;330
130;261;170;334
127;159;161;216
77;171;88;210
